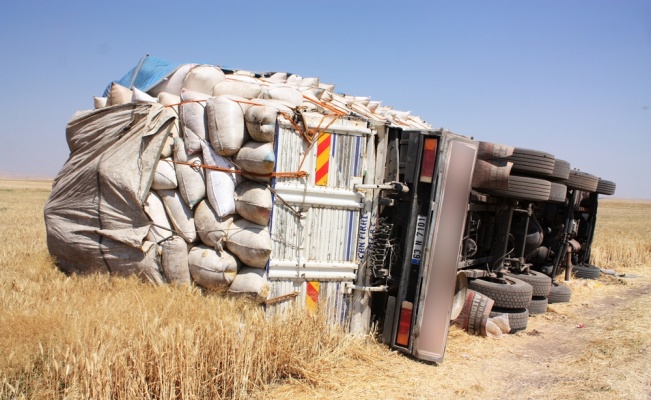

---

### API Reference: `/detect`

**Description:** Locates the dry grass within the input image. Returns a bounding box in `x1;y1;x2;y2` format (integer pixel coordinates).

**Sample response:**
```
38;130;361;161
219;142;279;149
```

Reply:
590;199;651;272
1;180;649;399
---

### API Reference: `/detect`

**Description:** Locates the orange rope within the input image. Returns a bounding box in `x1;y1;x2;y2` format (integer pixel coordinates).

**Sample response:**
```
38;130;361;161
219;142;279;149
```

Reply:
302;95;348;116
173;160;307;179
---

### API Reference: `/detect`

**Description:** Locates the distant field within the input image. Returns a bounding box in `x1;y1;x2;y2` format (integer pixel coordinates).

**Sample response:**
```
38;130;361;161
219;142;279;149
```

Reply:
1;179;649;399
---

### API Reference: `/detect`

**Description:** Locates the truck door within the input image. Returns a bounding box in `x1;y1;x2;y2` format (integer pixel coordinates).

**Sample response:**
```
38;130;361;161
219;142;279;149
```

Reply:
378;129;477;363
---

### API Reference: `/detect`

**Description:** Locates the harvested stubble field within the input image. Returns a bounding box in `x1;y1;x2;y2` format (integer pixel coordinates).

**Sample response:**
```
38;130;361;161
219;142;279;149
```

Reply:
1;179;650;399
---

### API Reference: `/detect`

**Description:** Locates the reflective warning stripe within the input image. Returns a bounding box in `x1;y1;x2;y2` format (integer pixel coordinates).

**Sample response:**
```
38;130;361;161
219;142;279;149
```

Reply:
315;133;331;186
306;281;320;313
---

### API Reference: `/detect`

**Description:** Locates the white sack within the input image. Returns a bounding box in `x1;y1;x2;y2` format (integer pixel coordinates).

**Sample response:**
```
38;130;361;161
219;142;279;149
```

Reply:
232;141;276;178
159;120;180;159
260;84;304;107
161;235;191;285
158;189;196;243
228;267;270;301
158;92;181;115
205;95;250;156
173;138;205;207
149;64;196;96
266;72;288;83
180;89;210;154
213;80;262;99
132;87;158;103
299;77;319;88
183;65;226;95
286;74;302;85
151;158;178;190
106;82;133;106
94;96;108;109
194;199;236;250
245;105;278;143
235;180;272;226
188;245;239;289
144;191;173;243
226;219;272;268
202;142;241;217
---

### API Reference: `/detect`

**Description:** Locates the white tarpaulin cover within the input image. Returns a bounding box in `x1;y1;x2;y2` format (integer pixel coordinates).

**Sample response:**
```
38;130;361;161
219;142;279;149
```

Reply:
44;103;176;282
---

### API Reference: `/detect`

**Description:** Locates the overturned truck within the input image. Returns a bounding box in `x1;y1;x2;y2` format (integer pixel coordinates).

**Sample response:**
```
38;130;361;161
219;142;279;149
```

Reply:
44;56;615;363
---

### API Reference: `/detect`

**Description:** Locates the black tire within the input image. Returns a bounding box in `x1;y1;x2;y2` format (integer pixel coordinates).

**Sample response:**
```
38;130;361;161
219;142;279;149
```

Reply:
548;282;571;304
596;179;616;196
548;182;567;203
550;159;570;181
505;147;556;177
572;263;601;279
527;296;548;314
481;175;551;202
505;270;552;297
563;170;599;192
489;307;529;333
468;276;533;309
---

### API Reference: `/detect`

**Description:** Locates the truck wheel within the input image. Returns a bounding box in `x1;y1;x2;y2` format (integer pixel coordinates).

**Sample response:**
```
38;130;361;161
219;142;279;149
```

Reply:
548;182;567;203
505;270;552;297
563;170;599;192
595;179;616;196
548;282;571;304
527;296;548;314
481;175;551;202
468;276;533;309
489;307;529;333
550;159;570;181
572;264;601;279
505;147;556;177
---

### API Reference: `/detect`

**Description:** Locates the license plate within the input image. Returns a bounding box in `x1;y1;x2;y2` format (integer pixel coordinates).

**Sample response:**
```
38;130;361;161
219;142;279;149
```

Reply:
411;215;427;264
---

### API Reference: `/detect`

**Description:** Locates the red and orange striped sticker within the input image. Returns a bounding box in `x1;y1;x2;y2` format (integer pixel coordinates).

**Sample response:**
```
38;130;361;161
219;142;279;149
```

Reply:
306;281;320;314
315;133;331;186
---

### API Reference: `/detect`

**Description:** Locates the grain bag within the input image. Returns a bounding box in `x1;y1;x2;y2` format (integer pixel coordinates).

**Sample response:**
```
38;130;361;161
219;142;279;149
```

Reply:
234;180;272;226
158;189;197;243
228;267;270;302
106;82;133;106
232;141;276;178
149;64;196;96
213;80;262;99
93;96;107;109
245;105;278;143
144;191;173;243
188;245;239;289
132;87;157;103
266;72;288;83
158;92;181;115
173;138;205;207
183;65;226;95
226;219;272;268
194;199;236;250
151;158;178;190
206;95;250;156
160;125;177;159
202;142;241;217
180;89;210;154
260;84;304;107
161;235;191;285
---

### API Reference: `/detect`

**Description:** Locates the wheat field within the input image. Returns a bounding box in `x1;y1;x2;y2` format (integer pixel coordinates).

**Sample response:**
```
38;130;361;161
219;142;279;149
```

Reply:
1;180;649;399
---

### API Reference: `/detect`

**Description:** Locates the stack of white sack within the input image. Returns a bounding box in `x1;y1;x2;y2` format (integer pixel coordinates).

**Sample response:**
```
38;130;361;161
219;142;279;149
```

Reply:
50;62;431;303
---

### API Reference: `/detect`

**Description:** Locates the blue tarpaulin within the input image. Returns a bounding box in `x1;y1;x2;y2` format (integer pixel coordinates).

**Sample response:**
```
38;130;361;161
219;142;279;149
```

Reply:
102;55;182;96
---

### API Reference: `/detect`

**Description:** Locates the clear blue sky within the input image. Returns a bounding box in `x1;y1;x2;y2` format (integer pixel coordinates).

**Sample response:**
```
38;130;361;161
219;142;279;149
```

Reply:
1;1;649;198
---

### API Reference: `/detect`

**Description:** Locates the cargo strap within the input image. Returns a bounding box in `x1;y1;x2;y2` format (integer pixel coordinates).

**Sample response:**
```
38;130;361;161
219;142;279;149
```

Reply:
172;160;307;179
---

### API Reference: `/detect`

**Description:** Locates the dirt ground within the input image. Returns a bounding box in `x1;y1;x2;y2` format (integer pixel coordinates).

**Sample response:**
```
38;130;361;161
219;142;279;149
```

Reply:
261;270;651;400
